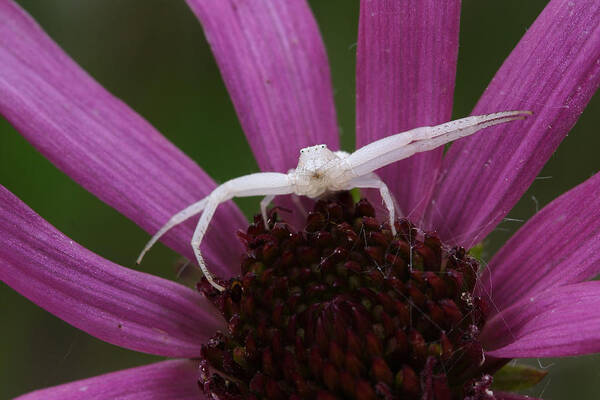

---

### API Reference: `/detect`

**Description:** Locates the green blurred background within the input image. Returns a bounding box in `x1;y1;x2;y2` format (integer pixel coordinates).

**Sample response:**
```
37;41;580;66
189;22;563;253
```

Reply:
1;1;598;398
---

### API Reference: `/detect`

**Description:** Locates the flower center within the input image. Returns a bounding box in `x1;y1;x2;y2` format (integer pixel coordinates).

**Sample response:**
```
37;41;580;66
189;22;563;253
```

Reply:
197;192;494;399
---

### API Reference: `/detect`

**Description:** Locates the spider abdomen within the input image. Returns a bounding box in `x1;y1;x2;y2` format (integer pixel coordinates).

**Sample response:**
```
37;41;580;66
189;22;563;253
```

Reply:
290;170;336;198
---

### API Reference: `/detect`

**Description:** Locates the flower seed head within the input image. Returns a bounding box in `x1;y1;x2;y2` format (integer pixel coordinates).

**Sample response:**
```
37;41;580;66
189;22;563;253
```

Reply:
198;192;493;399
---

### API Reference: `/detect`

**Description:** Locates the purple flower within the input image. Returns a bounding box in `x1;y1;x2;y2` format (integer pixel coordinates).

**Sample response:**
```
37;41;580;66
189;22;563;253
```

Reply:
1;0;599;399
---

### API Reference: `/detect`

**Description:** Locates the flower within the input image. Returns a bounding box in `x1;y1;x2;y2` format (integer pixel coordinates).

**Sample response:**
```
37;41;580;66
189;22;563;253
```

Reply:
1;0;599;399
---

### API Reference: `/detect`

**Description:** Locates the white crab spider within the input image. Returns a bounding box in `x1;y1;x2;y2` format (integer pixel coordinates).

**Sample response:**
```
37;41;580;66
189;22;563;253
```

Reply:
137;111;530;291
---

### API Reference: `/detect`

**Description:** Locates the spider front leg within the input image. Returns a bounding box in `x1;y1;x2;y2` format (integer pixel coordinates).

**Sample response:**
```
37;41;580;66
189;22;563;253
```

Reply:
189;172;294;291
190;194;225;290
346;173;399;235
344;111;531;178
137;172;294;291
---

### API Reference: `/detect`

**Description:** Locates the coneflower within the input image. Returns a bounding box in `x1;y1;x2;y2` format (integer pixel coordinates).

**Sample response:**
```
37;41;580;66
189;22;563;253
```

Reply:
1;0;599;399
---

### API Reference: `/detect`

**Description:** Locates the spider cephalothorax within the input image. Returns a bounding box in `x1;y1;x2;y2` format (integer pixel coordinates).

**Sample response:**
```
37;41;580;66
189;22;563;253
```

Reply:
291;145;352;198
137;111;531;290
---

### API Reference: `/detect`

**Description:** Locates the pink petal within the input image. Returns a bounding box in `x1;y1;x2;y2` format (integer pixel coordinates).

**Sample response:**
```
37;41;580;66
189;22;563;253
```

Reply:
15;359;205;400
356;0;461;221
0;0;246;276
0;186;224;358
186;0;338;172
482;281;600;358
426;0;600;247
477;172;600;316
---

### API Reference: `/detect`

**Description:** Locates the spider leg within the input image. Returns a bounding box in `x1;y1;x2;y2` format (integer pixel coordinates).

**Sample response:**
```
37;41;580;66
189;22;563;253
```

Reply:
345;111;531;177
283;168;309;219
190;195;225;291
345;173;398;235
260;195;276;229
136;197;209;264
189;172;294;291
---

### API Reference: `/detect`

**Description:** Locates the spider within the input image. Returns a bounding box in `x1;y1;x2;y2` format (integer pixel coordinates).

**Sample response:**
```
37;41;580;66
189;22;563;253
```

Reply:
137;111;530;290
